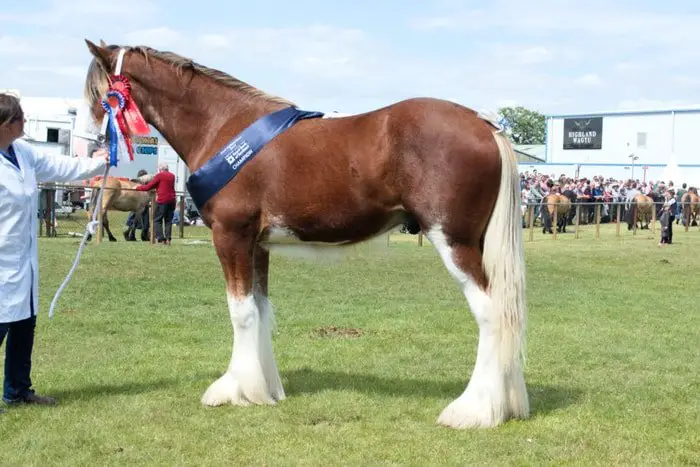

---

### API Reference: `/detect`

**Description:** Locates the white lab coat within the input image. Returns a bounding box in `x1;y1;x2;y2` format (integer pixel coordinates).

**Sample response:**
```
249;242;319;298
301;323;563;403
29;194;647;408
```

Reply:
0;139;107;323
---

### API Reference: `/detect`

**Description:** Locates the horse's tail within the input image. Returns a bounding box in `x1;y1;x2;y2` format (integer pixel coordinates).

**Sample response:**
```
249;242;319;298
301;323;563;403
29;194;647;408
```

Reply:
631;197;638;222
483;130;527;379
540;195;552;229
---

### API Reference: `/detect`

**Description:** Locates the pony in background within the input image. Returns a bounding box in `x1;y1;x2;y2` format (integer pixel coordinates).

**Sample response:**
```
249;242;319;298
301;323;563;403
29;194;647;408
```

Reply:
87;176;151;242
625;193;654;230
540;193;571;234
681;188;699;226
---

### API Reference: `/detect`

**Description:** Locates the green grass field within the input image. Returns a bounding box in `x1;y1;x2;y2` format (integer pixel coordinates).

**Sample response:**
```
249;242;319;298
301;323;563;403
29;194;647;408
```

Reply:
1;225;699;465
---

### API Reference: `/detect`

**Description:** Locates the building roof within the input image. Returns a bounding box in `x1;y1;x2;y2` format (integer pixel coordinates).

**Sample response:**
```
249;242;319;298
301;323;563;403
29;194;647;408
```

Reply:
546;105;700;119
514;144;545;162
20;96;83;118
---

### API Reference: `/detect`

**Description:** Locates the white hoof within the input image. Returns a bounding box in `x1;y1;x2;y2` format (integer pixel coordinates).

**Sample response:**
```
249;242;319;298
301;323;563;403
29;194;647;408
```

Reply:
437;389;507;429
201;371;276;407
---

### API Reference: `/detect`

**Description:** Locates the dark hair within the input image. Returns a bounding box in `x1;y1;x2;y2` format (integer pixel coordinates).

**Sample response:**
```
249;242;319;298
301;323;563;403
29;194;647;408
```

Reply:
0;93;24;127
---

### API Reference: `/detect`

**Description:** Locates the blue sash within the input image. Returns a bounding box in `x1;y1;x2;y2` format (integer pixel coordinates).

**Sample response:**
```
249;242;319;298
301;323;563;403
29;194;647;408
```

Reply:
186;106;324;210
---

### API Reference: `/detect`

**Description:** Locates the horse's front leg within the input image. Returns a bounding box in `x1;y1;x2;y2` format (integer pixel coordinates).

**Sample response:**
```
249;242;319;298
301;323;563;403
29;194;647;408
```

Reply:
253;244;285;402
201;227;277;407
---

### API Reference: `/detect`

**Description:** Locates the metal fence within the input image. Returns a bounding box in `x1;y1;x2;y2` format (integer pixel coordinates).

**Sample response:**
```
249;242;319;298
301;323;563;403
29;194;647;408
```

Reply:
519;200;696;242
37;182;203;244
37;183;697;244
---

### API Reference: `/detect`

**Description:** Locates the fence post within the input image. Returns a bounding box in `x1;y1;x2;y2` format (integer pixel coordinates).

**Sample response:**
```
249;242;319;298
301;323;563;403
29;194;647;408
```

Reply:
616;203;621;237
575;204;581;239
179;194;185;239
96;190;103;244
651;202;657;234
595;204;601;239
552;207;558;240
528;204;535;242
149;192;156;244
48;189;57;237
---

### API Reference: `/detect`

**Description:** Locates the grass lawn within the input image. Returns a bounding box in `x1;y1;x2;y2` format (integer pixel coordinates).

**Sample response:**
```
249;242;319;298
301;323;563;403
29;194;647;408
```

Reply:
1;224;698;465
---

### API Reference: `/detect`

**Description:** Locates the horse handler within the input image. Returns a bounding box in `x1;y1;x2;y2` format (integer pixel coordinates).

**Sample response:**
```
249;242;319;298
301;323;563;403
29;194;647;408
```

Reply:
0;93;110;413
135;163;176;245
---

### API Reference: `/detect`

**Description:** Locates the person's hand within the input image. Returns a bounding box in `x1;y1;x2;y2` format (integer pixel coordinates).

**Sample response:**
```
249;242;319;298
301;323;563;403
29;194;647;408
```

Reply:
93;148;110;163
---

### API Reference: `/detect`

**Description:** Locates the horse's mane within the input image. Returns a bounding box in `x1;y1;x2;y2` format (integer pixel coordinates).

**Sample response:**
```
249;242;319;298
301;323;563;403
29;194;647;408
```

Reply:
84;44;295;108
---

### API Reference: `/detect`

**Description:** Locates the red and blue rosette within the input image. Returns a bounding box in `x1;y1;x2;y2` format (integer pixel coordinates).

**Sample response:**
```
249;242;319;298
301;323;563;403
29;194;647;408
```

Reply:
109;75;150;135
101;90;126;167
101;75;152;166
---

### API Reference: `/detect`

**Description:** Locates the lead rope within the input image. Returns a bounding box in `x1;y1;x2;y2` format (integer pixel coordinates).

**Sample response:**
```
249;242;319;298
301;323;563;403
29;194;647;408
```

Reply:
49;49;126;319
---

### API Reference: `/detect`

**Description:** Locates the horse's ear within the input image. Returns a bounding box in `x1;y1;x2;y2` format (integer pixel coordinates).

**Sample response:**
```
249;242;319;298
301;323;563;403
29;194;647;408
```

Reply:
99;39;108;47
85;39;112;69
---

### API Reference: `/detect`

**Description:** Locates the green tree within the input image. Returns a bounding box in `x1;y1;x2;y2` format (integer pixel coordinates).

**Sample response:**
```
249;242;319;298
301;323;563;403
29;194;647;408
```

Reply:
497;106;546;144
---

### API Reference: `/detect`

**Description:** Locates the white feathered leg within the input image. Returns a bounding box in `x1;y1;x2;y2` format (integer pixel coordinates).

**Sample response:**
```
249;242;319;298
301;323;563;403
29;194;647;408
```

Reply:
428;225;528;429
201;293;276;406
255;292;285;401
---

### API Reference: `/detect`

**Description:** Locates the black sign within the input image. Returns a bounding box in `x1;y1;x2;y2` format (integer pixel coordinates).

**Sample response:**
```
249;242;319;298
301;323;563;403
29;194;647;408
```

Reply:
563;117;603;149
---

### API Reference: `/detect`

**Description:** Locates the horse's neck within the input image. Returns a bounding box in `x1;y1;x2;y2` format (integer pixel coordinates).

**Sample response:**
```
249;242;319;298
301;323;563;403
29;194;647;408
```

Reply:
137;81;281;172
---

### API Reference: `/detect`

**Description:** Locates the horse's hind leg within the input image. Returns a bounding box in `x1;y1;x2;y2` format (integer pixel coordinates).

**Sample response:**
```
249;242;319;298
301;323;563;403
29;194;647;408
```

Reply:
102;214;118;242
427;226;528;429
201;227;277;407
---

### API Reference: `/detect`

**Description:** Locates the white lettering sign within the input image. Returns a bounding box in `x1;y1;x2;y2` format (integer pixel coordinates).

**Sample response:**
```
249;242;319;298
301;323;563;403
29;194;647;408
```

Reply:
568;130;597;144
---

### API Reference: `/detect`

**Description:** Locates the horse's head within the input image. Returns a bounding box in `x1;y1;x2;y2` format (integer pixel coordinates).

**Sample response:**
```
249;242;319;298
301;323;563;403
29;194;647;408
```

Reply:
83;41;153;133
83;40;119;127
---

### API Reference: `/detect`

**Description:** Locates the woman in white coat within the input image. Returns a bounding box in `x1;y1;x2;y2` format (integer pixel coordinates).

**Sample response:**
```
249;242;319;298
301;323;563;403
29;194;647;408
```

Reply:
0;93;109;412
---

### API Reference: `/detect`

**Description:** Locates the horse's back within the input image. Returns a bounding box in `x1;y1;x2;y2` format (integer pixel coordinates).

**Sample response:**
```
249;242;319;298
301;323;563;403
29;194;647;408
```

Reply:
544;193;570;215
263;97;501;204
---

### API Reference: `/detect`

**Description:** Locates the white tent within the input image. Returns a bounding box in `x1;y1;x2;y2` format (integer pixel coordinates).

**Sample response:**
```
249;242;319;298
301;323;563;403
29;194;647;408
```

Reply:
659;153;682;185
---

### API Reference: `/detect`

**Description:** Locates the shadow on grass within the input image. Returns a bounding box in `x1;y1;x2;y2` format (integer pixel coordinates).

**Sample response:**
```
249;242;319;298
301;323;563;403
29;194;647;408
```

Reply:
284;368;582;416
46;370;580;418
47;376;197;404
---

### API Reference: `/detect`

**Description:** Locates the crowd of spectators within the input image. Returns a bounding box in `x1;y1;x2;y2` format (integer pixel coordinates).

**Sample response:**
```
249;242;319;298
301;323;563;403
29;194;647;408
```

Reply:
519;171;692;225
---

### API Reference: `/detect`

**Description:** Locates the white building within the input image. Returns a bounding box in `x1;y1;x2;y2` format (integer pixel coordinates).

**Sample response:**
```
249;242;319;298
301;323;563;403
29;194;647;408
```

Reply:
524;106;700;187
4;91;189;193
0;90;81;158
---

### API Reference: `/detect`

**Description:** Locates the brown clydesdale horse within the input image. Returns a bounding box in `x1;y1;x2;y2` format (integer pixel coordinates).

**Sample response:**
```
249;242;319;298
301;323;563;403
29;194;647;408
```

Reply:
86;176;151;242
540;193;571;234
681;189;699;226
625;193;654;230
82;41;528;430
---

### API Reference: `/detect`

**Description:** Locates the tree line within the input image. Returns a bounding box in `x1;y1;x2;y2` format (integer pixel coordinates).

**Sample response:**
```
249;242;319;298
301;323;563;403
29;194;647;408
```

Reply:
497;106;545;145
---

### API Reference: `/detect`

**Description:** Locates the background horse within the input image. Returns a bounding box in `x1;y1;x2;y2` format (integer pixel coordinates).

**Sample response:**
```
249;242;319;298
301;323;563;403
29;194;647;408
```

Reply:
540;193;571;234
87;176;151;242
83;41;528;430
681;189;699;226
625;193;654;230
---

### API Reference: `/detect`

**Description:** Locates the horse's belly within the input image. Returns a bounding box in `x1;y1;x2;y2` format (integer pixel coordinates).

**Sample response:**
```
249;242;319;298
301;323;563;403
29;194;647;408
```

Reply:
259;209;407;247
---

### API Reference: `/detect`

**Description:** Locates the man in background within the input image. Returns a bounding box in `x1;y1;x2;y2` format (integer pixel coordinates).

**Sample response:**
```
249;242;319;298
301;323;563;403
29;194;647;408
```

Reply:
135;163;176;245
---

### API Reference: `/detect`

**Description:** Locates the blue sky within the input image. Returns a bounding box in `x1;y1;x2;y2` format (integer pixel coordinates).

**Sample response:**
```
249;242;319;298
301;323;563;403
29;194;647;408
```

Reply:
1;0;699;115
